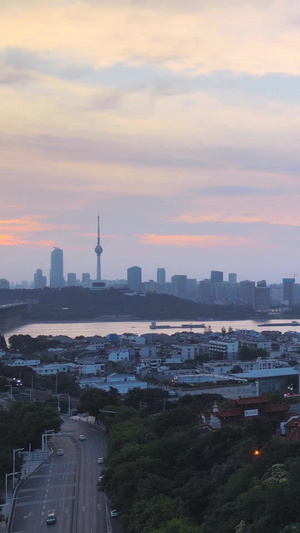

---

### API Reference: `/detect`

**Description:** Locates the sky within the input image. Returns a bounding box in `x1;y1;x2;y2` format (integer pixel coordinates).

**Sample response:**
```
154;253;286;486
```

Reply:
2;0;300;285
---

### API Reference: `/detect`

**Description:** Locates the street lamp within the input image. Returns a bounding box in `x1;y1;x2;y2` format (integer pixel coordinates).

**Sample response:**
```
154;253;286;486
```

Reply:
12;448;24;489
5;471;21;524
56;393;71;416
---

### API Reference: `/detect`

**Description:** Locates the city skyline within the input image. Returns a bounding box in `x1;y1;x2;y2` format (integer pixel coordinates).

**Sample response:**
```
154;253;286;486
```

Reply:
2;1;300;283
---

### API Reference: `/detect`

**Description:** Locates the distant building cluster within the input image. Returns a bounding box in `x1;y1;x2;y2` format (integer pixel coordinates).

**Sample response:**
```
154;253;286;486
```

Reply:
2;216;300;311
2;264;300;312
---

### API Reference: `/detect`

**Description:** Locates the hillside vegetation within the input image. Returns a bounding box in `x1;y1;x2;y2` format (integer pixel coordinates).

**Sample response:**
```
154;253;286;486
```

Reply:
0;287;254;321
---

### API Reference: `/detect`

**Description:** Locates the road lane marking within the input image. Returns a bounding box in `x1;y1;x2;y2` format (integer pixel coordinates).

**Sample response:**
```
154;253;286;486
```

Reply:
16;496;75;507
23;512;31;519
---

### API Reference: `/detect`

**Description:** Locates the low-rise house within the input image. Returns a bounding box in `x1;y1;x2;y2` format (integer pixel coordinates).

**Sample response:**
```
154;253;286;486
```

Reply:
77;361;105;376
171;344;197;360
5;358;40;367
108;348;132;362
79;372;147;393
34;362;76;375
206;340;239;361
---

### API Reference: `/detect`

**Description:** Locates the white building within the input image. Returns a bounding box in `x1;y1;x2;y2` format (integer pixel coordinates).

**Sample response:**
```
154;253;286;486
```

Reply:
207;340;239;361
108;349;131;362
78;362;105;376
34;363;76;375
138;345;157;358
79;373;147;393
171;344;197;361
6;358;40;367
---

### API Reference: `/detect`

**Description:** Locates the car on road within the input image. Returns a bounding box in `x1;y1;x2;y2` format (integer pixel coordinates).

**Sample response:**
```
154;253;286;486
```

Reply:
110;509;118;517
78;434;86;441
97;457;104;464
98;474;104;482
46;512;56;525
56;448;64;456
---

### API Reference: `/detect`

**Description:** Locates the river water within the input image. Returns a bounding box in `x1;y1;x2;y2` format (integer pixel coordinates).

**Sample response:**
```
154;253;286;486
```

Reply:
4;318;300;339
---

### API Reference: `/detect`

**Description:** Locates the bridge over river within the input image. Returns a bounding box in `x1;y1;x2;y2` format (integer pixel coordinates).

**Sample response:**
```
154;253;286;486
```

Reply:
0;302;31;334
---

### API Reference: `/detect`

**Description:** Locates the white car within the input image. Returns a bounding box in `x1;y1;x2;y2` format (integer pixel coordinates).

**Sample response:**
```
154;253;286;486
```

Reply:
78;435;86;441
56;448;64;456
97;457;104;464
110;509;118;518
98;474;104;482
46;512;56;525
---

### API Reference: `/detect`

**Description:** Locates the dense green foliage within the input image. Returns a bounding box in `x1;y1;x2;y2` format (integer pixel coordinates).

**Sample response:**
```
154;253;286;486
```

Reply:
0;402;61;483
0;287;254;320
94;394;300;533
8;334;60;354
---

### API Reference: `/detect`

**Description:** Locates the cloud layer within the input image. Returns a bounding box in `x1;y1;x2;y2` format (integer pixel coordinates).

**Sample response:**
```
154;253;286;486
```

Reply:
1;0;300;283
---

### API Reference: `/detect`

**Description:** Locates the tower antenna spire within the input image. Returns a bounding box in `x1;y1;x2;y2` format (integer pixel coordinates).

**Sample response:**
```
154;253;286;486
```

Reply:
94;214;103;281
97;213;100;245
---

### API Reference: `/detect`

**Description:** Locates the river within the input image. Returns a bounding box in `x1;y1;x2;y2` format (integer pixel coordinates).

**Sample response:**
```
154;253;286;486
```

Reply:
4;318;300;339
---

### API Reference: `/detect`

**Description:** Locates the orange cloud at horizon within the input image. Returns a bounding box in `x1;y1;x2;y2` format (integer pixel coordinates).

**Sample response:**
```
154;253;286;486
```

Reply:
137;234;254;248
0;234;54;247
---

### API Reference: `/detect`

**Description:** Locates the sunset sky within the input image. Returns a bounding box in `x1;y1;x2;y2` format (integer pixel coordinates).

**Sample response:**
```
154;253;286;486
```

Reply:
2;0;300;285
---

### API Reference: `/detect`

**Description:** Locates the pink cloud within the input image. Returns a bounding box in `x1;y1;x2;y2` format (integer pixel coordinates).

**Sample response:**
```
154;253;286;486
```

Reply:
0;234;54;247
136;234;254;247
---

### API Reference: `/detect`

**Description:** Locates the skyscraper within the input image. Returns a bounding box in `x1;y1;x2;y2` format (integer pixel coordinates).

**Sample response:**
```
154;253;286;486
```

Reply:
228;273;237;283
95;214;103;281
50;247;64;288
127;266;142;291
34;268;47;289
211;270;223;283
171;275;187;298
67;273;77;287
157;268;166;284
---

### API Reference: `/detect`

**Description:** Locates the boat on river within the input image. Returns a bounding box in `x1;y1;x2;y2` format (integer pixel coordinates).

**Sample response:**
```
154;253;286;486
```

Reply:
258;321;300;327
149;321;205;330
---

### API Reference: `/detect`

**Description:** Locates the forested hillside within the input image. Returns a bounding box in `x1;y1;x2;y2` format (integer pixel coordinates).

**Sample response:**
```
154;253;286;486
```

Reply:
0;287;254;321
98;394;300;533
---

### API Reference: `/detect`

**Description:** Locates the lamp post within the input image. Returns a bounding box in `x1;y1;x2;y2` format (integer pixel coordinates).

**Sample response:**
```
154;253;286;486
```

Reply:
5;471;21;525
12;448;24;489
56;393;71;416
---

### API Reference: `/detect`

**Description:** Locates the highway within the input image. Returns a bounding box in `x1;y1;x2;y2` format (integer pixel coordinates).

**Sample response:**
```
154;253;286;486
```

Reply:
10;418;121;533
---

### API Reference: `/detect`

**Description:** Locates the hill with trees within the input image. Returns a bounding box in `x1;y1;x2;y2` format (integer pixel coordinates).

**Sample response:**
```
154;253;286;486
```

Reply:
82;388;300;533
0;287;254;321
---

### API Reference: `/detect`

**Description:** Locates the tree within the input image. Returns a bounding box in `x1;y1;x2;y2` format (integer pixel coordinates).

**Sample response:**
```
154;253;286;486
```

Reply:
231;365;243;374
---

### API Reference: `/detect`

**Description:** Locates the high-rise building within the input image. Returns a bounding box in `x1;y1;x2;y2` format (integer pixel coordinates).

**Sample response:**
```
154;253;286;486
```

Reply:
50;247;64;288
157;268;166;284
228;273;237;283
254;280;270;311
94;214;103;281
0;279;9;289
127;266;142;291
239;280;255;307
199;279;213;304
81;273;91;288
211;270;223;283
283;278;295;306
33;269;47;289
171;275;187;298
67;273;77;287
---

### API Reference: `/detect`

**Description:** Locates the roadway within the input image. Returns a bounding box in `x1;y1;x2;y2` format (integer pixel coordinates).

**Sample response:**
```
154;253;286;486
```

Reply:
10;419;121;533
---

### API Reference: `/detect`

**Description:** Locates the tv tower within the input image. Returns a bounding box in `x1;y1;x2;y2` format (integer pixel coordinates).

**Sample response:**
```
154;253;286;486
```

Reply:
94;214;103;281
